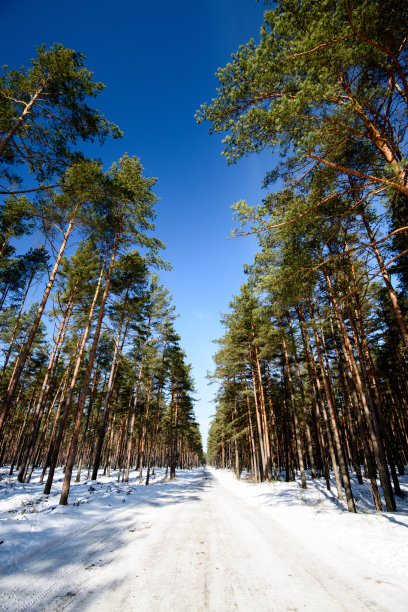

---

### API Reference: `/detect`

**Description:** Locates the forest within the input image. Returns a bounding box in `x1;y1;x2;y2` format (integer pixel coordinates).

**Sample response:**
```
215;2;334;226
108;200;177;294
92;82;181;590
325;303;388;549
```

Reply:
0;44;203;506
1;0;408;519
200;0;408;513
1;1;408;609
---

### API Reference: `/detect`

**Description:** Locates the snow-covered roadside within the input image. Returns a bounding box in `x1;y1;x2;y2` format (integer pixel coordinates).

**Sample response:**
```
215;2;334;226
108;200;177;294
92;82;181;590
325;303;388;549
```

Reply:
1;465;407;577
210;467;408;591
0;465;407;611
0;466;169;569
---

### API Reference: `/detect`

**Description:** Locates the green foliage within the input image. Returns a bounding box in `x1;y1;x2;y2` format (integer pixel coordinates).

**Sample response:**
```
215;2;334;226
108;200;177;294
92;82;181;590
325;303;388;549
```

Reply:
0;42;201;484
198;0;407;169
0;43;122;185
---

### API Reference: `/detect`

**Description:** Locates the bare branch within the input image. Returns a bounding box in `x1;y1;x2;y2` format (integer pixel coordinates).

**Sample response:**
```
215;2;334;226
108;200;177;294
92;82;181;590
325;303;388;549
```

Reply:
281;34;354;61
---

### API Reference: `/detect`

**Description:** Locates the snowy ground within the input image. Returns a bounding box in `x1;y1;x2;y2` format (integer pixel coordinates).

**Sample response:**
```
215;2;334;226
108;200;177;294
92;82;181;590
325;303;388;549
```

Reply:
0;466;407;611
0;466;169;570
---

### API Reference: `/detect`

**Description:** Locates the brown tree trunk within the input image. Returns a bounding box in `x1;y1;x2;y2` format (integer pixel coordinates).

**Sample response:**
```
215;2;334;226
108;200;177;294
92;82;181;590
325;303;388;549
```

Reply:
0;213;77;434
75;370;100;482
17;296;74;482
0;267;36;384
241;374;258;482
0;78;51;156
288;315;316;478
146;371;165;486
265;366;279;479
59;249;109;505
138;378;153;483
249;349;267;480
91;309;126;481
322;270;395;511
360;208;408;350
253;343;273;480
307;299;356;510
281;329;307;489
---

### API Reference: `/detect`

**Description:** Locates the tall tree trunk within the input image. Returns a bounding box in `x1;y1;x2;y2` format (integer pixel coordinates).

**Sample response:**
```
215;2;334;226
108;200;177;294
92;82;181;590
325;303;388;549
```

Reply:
17;296;74;482
43;345;81;494
75;370;100;482
281;329;307;489
241;374;258;482
288;315;316;478
253;343;273;480
0;213;77;434
170;398;179;479
39;365;71;484
249;347;267;480
307;299;356;511
360;207;408;350
0;267;36;384
265;365;279;479
0;76;51;155
91;308;126;481
59;249;109;505
322;270;395;511
146;373;165;486
124;314;152;482
138;378;153;483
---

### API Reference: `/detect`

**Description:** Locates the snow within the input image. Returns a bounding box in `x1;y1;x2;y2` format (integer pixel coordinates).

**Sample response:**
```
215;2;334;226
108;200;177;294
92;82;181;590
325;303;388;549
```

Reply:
0;466;407;611
0;466;167;570
213;468;408;592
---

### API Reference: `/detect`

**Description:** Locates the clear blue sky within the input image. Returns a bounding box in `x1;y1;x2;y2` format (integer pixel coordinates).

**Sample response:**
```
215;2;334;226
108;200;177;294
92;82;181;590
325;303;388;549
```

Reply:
1;0;275;449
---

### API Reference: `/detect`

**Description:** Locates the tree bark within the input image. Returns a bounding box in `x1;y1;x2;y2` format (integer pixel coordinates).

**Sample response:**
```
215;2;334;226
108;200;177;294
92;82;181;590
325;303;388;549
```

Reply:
58;249;109;505
0;213;77;434
281;329;307;489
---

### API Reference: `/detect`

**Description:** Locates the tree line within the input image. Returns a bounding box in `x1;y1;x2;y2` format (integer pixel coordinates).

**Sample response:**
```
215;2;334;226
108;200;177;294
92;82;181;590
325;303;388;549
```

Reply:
199;0;408;512
0;44;203;505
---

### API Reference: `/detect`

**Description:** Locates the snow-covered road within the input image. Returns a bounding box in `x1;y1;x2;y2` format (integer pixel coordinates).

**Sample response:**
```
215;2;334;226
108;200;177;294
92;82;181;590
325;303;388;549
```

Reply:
1;467;407;611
